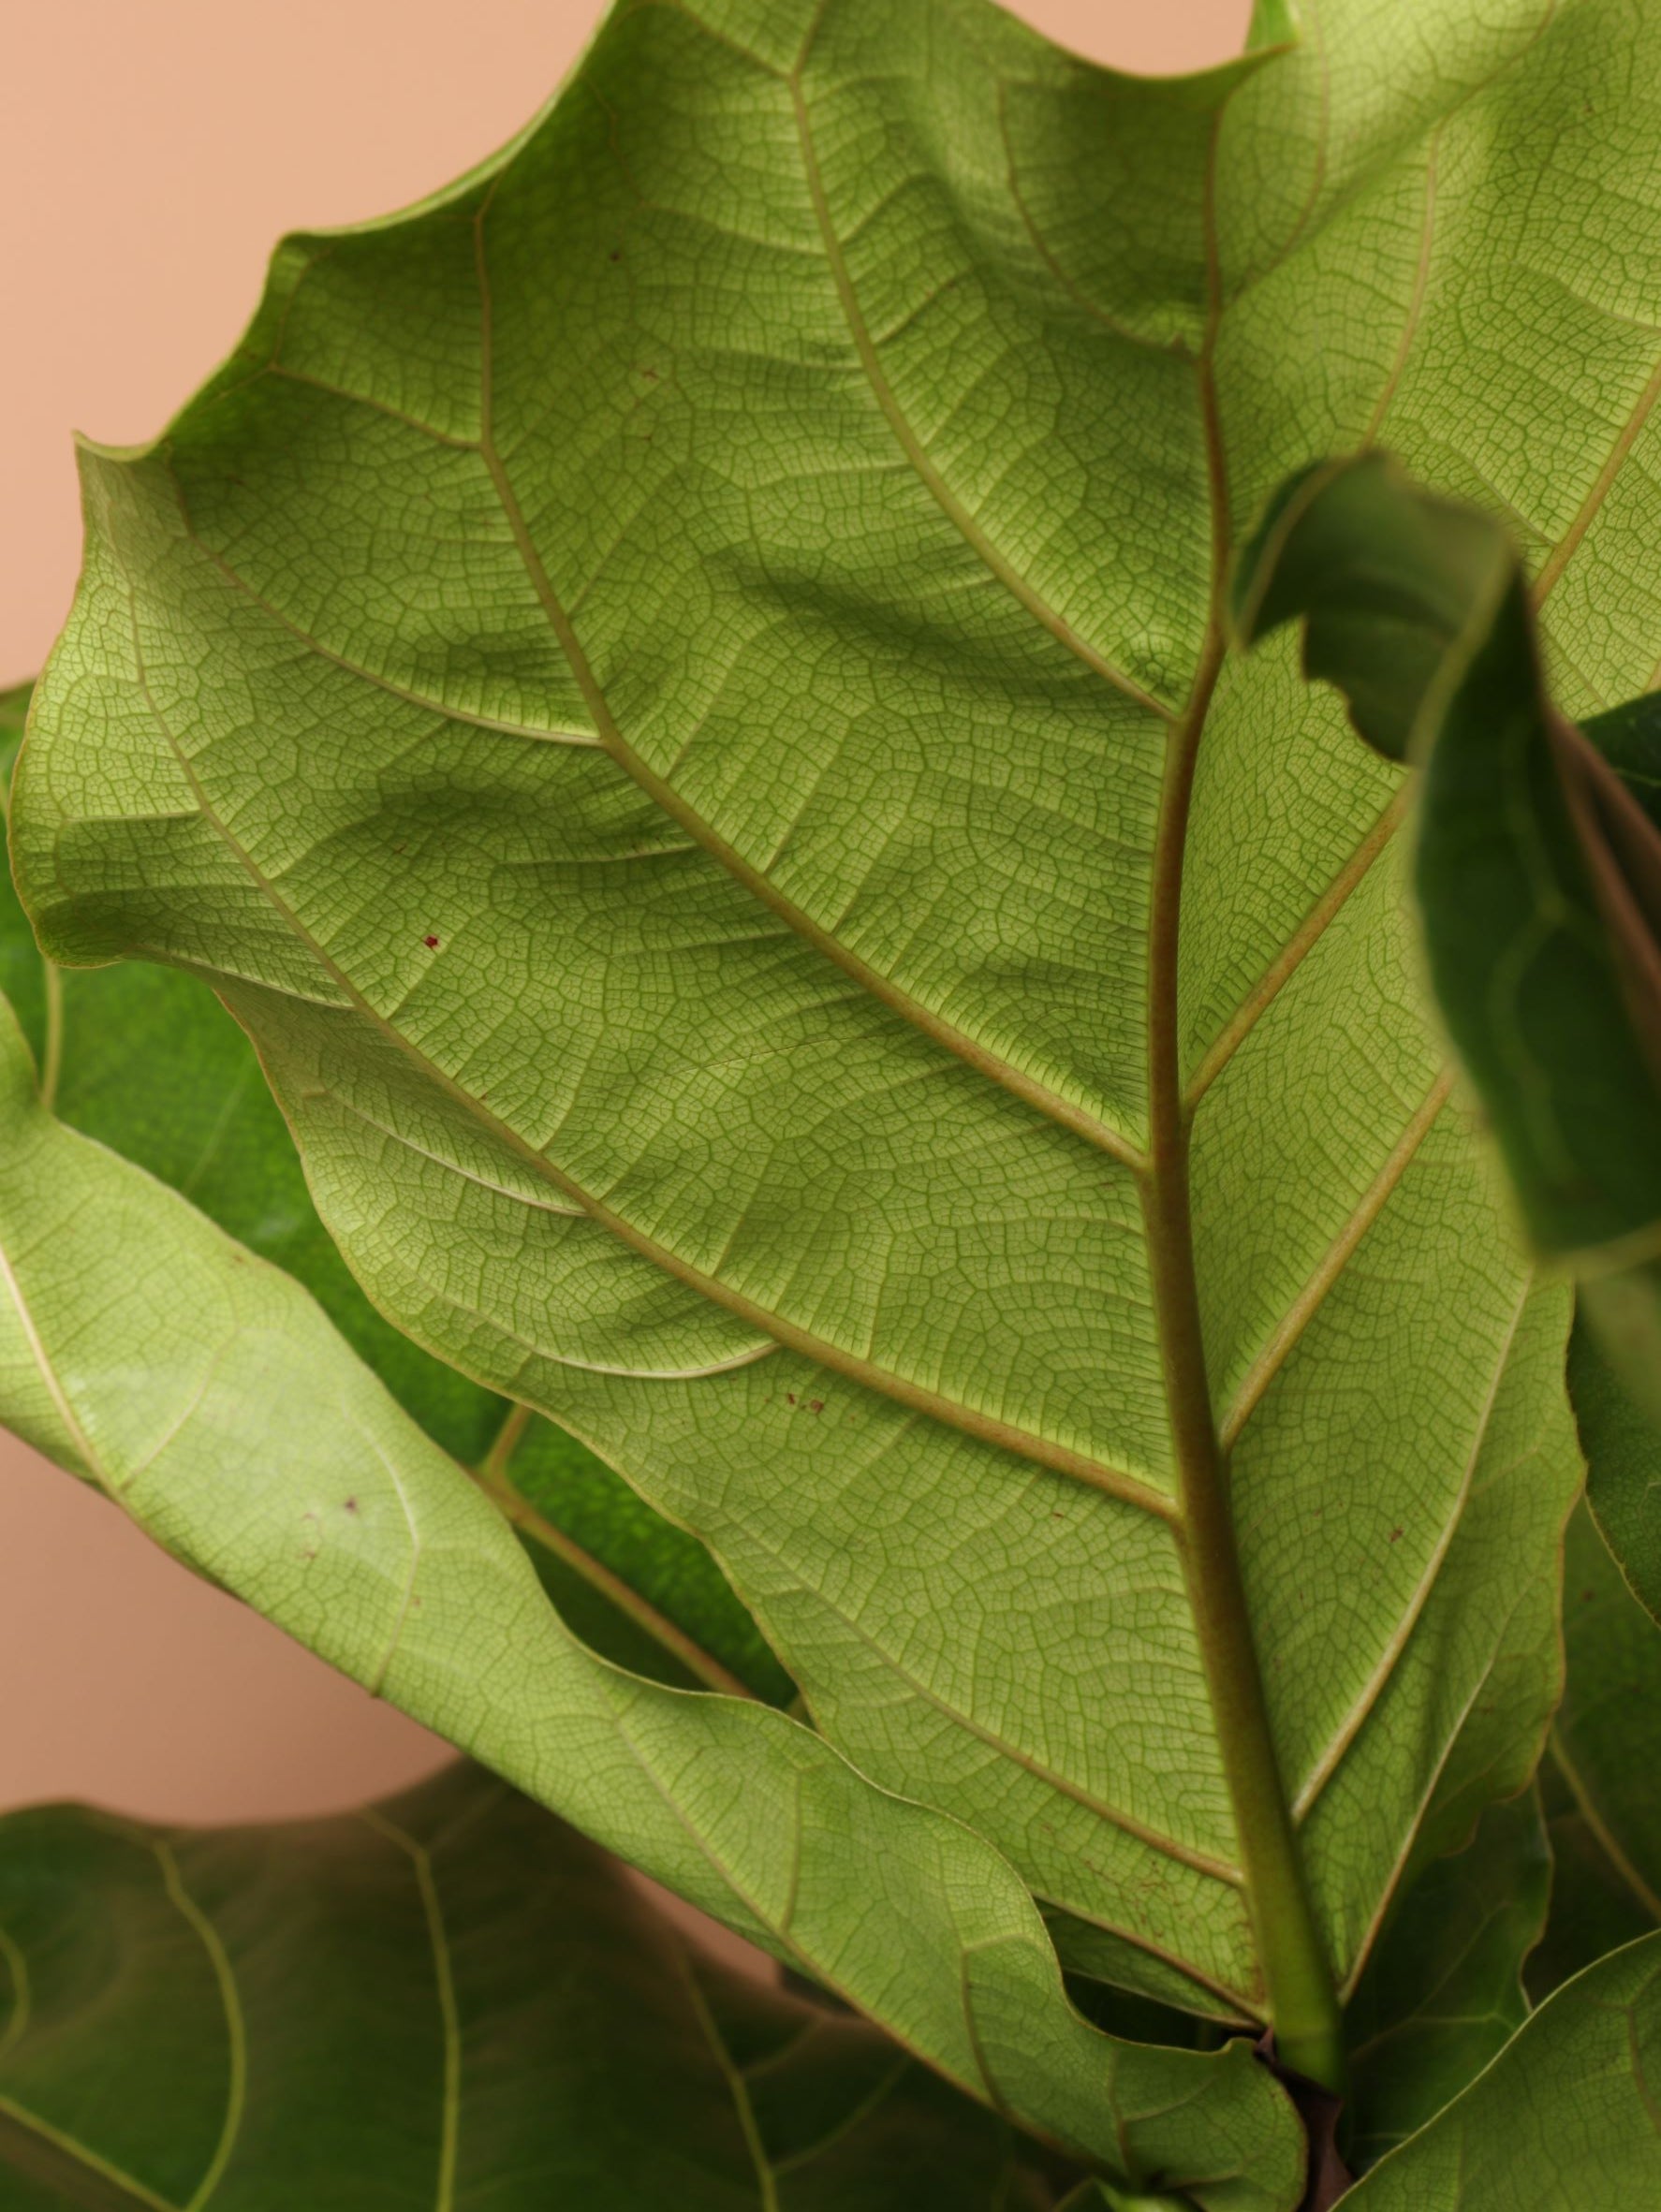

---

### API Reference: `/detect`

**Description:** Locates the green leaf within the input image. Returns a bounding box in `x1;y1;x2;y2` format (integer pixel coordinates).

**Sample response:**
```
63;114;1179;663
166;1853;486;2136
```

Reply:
0;682;788;1704
10;0;1593;2083
0;994;1302;2203
0;1761;1048;2210
1055;2187;1193;2212
1341;1792;1550;2172
1572;1308;1661;1627
1234;448;1661;1414
1337;1935;1661;2207
1529;1498;1661;1998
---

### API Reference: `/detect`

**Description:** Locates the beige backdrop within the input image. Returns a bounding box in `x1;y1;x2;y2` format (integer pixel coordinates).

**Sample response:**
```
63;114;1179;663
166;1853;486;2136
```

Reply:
0;0;1250;1824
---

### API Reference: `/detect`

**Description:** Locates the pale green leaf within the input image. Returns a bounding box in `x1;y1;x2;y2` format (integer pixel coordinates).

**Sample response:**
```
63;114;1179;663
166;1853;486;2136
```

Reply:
0;996;1301;2204
1338;1935;1661;2207
0;680;789;1701
10;0;1598;2082
0;1761;1051;2210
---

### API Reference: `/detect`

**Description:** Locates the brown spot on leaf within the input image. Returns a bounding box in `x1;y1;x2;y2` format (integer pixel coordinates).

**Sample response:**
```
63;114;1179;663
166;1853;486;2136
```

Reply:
423;934;439;949
1389;1526;1403;1543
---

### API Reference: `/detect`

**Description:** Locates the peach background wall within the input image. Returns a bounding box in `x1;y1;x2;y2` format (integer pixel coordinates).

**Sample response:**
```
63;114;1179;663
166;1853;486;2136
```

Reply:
0;0;1250;1824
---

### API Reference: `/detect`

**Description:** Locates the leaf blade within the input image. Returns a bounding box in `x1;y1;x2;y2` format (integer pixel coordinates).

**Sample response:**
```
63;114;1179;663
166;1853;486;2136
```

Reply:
0;995;1302;2204
1339;1935;1661;2208
11;0;1592;2054
0;1763;1048;2210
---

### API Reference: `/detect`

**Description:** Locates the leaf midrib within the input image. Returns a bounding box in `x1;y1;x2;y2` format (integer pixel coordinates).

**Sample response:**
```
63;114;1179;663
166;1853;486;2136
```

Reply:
358;1809;461;2212
72;0;1623;2057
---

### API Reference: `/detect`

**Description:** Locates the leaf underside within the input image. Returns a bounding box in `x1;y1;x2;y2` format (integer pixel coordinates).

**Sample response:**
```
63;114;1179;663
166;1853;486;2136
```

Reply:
1338;1932;1661;2207
0;679;791;1704
1530;1493;1661;1999
0;994;1303;2201
14;0;1616;2058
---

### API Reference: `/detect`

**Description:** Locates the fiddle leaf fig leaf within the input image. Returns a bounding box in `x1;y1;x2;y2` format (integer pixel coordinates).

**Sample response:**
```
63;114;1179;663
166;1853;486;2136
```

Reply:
1234;448;1661;1416
1338;1935;1661;2208
0;683;788;1703
1;675;500;1461
9;0;1597;2087
1571;1294;1661;1630
1529;1497;1661;2000
0;1762;1049;2211
0;994;1303;2203
1341;1791;1551;2172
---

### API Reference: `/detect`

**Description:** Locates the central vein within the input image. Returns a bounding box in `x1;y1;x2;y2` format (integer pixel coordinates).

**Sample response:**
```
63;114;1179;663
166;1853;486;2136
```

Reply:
1139;125;1345;2091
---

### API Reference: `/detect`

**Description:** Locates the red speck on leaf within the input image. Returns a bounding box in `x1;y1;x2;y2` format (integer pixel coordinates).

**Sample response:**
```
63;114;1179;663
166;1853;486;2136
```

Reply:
343;1498;359;1515
809;1399;823;1414
786;1393;797;1405
423;934;439;948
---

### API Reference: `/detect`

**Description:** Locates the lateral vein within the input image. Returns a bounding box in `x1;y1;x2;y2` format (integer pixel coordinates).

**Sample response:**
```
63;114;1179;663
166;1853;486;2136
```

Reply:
1185;791;1406;1110
154;1842;246;2212
105;529;1173;1521
464;214;1150;1179
1288;1278;1531;1824
787;56;1171;721
1218;1071;1455;1453
359;1810;461;2212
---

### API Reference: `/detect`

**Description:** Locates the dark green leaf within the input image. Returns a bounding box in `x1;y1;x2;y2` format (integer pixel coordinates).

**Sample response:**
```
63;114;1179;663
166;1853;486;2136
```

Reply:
1338;1934;1661;2207
1341;1793;1550;2171
0;1761;1045;2209
1234;451;1661;1420
1571;1311;1661;1628
1529;1500;1661;1999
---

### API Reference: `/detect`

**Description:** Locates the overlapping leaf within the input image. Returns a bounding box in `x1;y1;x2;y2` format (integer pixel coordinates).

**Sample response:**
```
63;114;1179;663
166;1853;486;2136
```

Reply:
0;680;787;1701
0;995;1303;2203
0;1761;1051;2210
1341;1793;1549;2170
1339;1935;1661;2206
13;0;1607;2072
1571;1296;1661;1627
1233;452;1661;1423
1529;1498;1661;1998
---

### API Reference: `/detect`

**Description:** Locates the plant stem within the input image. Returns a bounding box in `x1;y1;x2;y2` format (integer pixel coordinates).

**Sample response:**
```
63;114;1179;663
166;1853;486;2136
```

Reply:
38;963;63;1113
1141;1132;1345;2089
478;1398;532;1487
468;1401;757;1702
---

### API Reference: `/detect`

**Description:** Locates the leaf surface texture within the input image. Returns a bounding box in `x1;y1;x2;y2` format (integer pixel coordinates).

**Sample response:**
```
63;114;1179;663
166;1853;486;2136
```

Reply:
17;0;1621;2038
0;996;1302;2200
